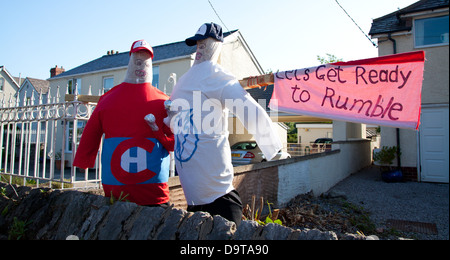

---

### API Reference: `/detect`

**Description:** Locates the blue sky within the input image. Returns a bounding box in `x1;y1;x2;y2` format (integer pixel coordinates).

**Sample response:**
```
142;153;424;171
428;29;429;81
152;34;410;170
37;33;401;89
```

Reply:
1;0;418;80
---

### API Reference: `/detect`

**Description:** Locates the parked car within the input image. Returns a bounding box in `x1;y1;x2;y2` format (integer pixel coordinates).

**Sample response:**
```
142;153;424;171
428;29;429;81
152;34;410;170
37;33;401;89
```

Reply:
311;138;333;152
231;141;291;166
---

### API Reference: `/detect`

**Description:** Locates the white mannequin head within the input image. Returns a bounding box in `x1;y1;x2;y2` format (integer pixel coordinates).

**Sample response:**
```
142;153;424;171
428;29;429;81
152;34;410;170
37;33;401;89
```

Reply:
124;40;154;84
124;51;153;84
193;37;223;66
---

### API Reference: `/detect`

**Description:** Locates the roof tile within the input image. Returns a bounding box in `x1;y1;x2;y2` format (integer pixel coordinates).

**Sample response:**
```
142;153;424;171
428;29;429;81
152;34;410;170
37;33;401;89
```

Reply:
50;30;238;80
369;0;449;35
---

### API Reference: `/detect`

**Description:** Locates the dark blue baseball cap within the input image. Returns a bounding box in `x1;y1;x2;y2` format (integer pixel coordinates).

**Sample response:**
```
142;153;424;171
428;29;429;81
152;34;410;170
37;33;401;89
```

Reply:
185;22;224;46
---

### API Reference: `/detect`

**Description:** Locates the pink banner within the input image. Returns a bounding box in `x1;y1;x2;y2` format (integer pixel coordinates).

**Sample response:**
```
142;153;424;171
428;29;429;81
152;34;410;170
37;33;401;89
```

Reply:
269;51;425;130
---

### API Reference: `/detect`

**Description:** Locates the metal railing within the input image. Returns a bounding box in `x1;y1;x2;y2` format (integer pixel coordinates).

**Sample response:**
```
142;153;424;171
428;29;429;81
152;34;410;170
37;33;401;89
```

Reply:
0;87;102;189
1;85;332;189
286;142;333;157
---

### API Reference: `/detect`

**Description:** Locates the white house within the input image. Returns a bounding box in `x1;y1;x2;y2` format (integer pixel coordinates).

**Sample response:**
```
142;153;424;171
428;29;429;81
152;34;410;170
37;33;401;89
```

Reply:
0;66;20;104
369;0;449;183
15;77;49;105
46;30;287;162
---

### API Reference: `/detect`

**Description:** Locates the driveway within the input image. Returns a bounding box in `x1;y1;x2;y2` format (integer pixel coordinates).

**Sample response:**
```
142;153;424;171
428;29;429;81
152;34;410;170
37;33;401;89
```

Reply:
328;165;449;240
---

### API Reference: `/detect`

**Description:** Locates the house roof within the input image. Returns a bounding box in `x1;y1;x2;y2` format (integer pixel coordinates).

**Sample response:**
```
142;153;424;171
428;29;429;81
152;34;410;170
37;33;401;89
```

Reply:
26;78;50;94
13;77;24;86
246;84;274;110
49;30;239;80
0;66;21;89
369;0;449;36
18;77;50;95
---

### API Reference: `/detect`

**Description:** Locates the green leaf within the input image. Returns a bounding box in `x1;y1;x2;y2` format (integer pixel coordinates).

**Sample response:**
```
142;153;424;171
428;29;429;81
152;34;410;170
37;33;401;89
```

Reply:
265;216;273;224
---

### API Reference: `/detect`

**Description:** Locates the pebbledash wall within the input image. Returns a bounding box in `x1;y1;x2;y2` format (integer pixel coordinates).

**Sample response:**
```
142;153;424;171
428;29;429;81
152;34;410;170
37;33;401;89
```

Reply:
170;139;372;209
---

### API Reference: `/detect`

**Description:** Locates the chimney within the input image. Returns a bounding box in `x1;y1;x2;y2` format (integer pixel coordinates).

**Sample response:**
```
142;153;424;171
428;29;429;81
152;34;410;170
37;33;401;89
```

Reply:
50;65;65;78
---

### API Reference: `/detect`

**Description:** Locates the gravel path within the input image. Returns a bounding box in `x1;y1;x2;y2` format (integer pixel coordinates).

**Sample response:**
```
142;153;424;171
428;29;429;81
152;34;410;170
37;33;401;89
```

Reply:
328;165;449;240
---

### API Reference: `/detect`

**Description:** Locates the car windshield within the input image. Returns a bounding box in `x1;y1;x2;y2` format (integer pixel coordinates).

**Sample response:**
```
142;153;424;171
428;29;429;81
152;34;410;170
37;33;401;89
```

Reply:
314;138;332;144
231;142;257;150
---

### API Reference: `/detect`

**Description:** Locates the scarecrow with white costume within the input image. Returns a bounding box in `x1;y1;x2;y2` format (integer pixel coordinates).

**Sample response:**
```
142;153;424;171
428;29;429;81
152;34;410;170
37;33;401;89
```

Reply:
168;23;282;225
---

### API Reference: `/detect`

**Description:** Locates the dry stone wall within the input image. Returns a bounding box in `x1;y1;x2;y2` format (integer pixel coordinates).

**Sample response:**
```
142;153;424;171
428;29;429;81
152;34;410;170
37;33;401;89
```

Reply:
0;183;345;240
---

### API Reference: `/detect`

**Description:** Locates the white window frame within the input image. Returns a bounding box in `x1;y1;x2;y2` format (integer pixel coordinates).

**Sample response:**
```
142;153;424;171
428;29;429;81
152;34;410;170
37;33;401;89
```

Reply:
103;76;114;93
67;78;81;95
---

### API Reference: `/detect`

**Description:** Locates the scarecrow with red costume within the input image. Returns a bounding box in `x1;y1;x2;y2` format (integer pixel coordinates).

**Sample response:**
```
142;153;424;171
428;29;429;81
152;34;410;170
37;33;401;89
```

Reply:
73;40;174;207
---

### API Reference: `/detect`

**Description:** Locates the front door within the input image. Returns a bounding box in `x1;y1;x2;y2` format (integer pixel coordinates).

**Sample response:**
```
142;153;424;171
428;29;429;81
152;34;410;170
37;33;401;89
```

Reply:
419;106;449;183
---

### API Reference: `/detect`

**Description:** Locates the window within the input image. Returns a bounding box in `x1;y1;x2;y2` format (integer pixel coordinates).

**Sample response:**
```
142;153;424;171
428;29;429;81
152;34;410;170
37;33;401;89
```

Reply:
67;78;81;94
231;141;258;150
152;66;160;88
415;15;449;47
103;77;114;92
68;79;73;94
0;78;4;92
65;121;86;153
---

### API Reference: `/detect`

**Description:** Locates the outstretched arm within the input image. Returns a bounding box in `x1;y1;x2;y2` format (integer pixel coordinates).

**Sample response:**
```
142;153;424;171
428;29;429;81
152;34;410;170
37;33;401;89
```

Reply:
222;81;282;161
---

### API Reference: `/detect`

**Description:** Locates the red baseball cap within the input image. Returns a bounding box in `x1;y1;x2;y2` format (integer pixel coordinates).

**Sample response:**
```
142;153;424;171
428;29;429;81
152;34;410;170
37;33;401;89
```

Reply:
130;40;154;59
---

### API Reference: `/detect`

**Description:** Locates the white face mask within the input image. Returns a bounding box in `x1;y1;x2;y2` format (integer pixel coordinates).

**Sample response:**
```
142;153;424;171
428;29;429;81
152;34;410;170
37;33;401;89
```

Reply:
193;37;223;66
124;51;153;84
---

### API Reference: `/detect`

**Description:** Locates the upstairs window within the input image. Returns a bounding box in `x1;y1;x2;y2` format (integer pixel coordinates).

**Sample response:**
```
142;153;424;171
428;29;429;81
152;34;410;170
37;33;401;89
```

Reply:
103;77;114;93
67;78;81;94
152;66;160;89
414;15;449;48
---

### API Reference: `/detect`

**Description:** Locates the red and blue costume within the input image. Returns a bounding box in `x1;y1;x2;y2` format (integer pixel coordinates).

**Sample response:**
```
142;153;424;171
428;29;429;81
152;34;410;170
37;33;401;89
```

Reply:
73;82;174;206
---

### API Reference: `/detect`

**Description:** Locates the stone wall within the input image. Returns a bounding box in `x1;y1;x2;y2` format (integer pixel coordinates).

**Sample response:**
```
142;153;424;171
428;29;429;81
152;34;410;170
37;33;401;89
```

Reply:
0;140;373;240
0;183;345;240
